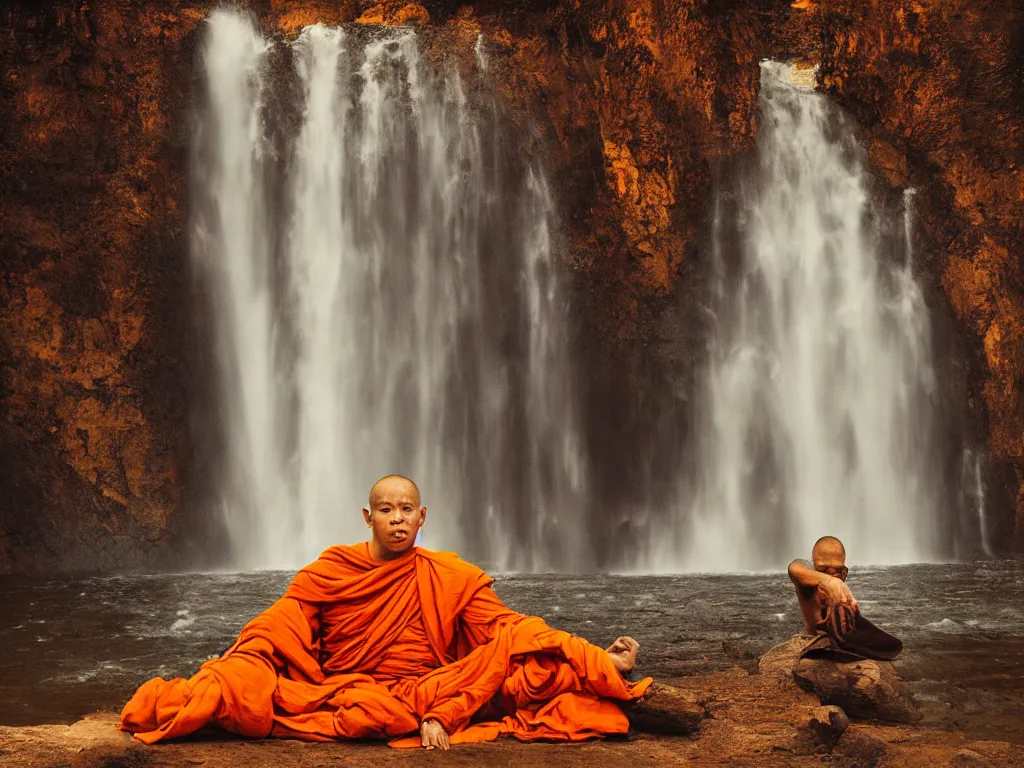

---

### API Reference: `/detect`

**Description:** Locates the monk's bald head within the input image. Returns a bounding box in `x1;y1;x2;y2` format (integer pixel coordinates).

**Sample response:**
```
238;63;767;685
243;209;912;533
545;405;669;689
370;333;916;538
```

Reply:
812;536;846;564
363;475;425;560
369;475;421;508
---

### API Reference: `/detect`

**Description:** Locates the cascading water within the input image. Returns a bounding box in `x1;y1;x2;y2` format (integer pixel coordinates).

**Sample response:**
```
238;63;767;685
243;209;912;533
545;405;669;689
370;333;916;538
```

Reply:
192;12;287;566
656;62;942;571
194;10;586;571
960;449;994;558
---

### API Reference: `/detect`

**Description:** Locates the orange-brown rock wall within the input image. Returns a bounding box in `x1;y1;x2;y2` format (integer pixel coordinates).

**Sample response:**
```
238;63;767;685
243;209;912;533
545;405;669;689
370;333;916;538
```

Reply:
0;1;207;571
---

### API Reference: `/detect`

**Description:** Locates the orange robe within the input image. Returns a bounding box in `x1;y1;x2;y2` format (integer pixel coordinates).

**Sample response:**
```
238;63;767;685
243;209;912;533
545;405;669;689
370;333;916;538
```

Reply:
120;544;653;747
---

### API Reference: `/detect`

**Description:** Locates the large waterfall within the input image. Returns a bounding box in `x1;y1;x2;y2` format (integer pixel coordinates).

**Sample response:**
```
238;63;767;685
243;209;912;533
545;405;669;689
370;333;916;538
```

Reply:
193;10;586;571
654;62;942;571
194;10;952;574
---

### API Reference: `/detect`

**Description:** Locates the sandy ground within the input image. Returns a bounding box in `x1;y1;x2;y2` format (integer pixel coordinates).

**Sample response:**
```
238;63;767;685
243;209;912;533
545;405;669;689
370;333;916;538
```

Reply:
3;666;1022;768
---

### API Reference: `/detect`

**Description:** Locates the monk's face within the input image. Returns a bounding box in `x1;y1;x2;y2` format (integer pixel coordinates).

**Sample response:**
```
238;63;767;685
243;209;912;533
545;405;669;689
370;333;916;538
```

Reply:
812;544;848;581
362;477;426;558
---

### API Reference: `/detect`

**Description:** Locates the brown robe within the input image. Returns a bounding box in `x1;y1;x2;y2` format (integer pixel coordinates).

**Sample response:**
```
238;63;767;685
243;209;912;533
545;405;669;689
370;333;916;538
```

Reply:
800;603;903;663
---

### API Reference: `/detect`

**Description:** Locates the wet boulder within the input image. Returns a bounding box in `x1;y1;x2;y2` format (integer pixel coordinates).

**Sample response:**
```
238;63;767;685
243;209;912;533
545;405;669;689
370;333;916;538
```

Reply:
807;704;849;748
759;636;921;724
833;726;887;767
793;656;922;724
757;634;808;677
624;681;707;735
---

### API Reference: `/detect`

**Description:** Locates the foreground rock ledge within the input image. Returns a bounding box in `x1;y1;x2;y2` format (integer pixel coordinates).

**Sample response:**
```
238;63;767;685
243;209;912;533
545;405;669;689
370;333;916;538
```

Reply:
624;681;707;734
3;670;1021;768
760;635;923;725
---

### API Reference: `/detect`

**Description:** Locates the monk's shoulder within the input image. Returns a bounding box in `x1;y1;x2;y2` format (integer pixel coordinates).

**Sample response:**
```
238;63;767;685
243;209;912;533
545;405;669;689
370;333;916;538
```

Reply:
416;548;492;585
301;543;372;575
317;543;365;562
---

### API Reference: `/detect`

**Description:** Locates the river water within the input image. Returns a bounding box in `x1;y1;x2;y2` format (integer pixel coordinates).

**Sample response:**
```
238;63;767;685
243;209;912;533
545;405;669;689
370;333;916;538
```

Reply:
1;561;1021;742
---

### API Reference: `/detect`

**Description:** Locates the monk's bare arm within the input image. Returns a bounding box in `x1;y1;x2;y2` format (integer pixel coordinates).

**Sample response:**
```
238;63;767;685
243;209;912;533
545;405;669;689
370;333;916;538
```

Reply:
787;559;857;609
605;636;639;673
788;559;826;589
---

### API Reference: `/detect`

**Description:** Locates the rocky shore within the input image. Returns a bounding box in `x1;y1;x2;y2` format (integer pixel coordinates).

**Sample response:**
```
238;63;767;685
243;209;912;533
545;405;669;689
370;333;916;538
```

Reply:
4;638;1021;768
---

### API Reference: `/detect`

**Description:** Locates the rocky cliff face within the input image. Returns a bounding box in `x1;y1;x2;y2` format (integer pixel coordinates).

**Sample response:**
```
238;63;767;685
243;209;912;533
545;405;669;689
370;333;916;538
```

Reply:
0;2;201;571
0;0;1020;572
810;0;1024;545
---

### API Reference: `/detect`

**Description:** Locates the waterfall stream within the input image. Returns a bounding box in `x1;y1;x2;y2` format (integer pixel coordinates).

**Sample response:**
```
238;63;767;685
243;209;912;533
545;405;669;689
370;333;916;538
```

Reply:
194;15;953;573
654;62;942;570
194;10;586;571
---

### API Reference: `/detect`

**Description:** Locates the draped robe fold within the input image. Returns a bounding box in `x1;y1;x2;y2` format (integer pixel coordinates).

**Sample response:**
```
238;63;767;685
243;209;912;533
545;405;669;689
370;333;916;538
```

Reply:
801;603;904;663
119;545;653;747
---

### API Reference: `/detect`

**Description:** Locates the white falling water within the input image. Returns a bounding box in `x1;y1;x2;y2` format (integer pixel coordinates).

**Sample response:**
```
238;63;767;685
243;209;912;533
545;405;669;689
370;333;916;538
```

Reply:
192;11;288;566
195;13;586;571
288;25;349;564
960;449;994;557
658;62;940;571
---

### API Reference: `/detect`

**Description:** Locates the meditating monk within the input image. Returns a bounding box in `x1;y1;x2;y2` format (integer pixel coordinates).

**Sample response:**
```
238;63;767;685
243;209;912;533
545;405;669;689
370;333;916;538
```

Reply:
120;475;654;749
787;536;902;661
788;536;857;635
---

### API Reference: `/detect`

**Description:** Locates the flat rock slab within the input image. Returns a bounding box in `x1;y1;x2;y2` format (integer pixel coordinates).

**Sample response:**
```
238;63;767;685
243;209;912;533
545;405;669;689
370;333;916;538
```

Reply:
0;714;810;768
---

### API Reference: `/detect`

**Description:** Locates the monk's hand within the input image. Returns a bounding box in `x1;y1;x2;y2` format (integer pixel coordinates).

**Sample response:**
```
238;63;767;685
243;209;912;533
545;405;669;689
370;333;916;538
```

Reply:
420;718;450;751
605;635;640;673
819;576;858;613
